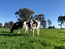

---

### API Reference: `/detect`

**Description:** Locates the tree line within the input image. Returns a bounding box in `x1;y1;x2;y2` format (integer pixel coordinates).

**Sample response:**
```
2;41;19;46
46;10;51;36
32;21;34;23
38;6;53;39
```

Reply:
15;8;55;29
58;15;65;28
0;21;14;28
0;8;64;29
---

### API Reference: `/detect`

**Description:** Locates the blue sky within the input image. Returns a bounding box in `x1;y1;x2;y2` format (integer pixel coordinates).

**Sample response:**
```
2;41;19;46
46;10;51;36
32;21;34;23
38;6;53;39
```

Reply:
0;0;65;28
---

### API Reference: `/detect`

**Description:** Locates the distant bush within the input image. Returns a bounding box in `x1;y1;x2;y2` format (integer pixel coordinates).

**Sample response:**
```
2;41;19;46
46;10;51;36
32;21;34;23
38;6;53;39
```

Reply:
48;26;55;29
0;23;2;28
4;21;14;28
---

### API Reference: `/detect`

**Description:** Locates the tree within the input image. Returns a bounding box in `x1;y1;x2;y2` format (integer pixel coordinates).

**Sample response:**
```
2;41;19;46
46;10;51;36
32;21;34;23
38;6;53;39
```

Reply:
34;14;46;28
58;16;65;28
42;20;46;28
47;19;52;27
0;23;2;28
4;21;14;28
48;26;55;29
4;22;8;28
8;21;14;28
39;14;46;28
15;8;34;21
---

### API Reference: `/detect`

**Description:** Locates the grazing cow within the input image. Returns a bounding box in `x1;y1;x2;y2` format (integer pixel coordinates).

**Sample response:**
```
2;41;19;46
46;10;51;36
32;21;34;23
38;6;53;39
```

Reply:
10;22;24;33
10;20;41;37
10;20;30;34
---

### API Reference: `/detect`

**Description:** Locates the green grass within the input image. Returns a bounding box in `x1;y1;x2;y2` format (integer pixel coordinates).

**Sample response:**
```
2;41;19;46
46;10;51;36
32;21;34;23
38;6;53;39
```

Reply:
0;28;65;49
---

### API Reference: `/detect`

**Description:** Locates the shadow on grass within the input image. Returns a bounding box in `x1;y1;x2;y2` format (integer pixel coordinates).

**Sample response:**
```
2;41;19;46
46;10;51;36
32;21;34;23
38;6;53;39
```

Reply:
41;41;50;46
58;31;65;33
54;46;65;49
0;33;24;36
0;31;29;36
1;31;10;33
43;36;59;39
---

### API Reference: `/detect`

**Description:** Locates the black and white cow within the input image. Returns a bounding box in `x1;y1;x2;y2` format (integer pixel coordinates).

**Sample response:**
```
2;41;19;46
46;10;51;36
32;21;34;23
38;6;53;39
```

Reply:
10;20;41;37
24;20;41;37
29;20;41;37
10;22;24;33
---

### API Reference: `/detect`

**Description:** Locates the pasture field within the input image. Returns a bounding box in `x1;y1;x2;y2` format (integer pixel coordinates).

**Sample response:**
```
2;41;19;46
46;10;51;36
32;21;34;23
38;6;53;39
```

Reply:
0;28;65;49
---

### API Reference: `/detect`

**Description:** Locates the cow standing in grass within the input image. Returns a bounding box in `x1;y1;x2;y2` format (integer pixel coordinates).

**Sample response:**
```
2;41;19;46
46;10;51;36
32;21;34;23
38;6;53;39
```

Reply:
10;20;29;34
23;21;29;33
29;20;41;37
10;20;41;37
10;22;24;33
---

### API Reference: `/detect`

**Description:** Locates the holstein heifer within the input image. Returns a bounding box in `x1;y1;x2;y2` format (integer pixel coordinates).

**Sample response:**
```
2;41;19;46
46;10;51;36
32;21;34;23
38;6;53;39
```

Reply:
10;20;41;37
10;22;24;33
10;21;30;34
30;20;41;37
23;21;28;33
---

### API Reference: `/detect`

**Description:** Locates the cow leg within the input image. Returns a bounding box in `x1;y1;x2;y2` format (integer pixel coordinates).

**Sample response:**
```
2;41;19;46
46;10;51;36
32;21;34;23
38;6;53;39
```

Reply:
28;28;31;36
10;28;14;33
25;29;28;33
33;29;34;37
37;28;40;36
25;30;26;33
18;29;20;34
25;26;28;33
